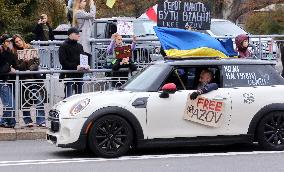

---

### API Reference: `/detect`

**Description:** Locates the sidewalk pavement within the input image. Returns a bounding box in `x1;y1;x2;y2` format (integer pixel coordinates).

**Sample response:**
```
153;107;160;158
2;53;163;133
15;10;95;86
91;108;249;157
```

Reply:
0;127;47;141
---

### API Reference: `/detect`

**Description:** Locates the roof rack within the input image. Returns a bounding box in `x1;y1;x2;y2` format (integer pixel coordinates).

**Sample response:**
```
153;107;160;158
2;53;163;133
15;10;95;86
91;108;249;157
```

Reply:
164;56;221;60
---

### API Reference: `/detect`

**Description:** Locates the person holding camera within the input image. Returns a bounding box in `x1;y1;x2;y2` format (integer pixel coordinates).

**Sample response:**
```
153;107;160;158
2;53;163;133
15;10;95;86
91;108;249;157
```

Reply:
73;0;96;53
33;14;54;41
0;34;17;128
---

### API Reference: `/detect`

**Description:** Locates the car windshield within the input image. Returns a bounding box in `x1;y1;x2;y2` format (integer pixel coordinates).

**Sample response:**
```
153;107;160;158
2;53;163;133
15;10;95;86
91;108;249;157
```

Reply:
133;20;156;36
123;65;167;92
210;20;247;36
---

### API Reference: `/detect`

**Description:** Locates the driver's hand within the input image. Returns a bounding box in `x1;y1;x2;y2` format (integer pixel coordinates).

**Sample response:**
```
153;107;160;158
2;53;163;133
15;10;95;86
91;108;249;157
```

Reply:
190;91;199;100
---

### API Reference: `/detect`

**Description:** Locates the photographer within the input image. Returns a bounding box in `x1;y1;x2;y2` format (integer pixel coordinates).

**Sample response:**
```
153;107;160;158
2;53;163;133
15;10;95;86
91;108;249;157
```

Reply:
33;14;54;41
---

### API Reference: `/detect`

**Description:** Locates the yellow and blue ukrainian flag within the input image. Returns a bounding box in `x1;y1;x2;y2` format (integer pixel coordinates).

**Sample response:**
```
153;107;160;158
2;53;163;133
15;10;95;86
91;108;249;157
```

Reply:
154;26;237;58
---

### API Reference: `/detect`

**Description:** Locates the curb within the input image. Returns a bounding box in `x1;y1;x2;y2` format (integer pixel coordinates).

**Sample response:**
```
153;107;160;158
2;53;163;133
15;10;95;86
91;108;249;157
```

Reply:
0;128;47;141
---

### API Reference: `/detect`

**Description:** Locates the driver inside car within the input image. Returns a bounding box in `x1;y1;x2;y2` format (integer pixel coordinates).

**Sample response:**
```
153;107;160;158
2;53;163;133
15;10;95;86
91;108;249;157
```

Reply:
190;69;218;100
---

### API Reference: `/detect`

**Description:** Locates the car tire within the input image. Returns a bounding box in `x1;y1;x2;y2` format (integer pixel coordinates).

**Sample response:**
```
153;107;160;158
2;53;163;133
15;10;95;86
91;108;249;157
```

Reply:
257;111;284;151
88;115;133;158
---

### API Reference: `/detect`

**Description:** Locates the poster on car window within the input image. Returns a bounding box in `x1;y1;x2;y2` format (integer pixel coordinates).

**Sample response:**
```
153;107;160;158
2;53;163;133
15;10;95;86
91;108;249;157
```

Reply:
183;95;224;127
114;45;132;59
117;20;134;35
17;49;39;60
157;0;211;30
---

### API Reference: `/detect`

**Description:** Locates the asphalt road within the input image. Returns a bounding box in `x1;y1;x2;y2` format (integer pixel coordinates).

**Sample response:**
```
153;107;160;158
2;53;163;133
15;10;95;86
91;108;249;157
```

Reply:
0;140;284;172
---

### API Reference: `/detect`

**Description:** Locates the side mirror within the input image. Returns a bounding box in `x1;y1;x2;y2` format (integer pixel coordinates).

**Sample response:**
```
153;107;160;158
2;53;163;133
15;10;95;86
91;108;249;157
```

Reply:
159;83;177;98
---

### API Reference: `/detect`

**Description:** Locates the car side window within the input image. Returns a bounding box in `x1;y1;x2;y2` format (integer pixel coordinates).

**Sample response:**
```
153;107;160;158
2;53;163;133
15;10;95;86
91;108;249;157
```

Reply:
163;66;222;90
222;64;284;87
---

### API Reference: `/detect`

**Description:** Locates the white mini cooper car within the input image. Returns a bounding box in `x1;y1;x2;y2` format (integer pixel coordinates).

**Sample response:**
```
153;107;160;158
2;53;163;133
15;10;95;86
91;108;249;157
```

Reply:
47;58;284;158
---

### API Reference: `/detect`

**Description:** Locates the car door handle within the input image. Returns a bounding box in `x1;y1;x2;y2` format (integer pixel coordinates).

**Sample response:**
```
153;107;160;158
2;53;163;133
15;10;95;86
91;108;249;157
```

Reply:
213;97;227;100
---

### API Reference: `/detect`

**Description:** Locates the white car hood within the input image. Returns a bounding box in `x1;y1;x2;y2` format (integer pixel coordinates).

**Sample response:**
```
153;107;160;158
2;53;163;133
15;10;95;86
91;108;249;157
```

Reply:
53;90;137;118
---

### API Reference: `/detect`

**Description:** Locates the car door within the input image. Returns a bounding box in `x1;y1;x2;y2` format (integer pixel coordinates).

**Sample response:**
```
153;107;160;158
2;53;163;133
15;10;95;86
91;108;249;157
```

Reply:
222;64;284;135
145;66;232;139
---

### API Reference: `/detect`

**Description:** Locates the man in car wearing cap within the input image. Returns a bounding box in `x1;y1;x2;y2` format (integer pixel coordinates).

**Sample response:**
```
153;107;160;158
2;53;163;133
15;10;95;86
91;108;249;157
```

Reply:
190;69;218;100
59;27;90;98
0;34;17;128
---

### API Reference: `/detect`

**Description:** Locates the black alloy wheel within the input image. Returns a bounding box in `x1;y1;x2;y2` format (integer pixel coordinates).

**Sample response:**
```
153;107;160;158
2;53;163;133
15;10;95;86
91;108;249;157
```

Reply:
257;111;284;151
88;115;133;158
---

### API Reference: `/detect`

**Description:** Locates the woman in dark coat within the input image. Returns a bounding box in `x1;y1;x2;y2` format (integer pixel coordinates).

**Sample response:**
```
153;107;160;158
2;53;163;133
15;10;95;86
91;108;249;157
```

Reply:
12;34;46;127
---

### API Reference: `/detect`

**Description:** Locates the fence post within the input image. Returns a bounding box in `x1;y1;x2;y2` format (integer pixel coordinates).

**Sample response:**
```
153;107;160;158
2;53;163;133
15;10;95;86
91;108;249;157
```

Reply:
259;36;263;59
49;41;56;69
49;69;55;107
91;40;100;69
91;40;96;69
14;73;20;128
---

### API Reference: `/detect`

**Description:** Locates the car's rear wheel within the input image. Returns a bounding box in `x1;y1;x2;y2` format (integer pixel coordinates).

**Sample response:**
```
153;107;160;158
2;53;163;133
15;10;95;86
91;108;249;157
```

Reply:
88;115;133;158
257;111;284;151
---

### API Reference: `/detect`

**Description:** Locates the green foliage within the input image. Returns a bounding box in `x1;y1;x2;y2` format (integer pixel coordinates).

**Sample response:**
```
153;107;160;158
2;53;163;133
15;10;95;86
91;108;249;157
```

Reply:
245;6;284;35
0;0;66;42
36;0;67;27
0;0;22;34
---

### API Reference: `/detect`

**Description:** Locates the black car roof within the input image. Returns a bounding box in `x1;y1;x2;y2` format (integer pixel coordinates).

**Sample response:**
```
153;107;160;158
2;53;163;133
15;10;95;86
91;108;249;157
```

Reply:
153;58;275;66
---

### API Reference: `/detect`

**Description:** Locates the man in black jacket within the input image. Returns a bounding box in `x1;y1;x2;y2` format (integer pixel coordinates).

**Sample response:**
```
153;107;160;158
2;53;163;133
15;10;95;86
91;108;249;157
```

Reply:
59;27;90;98
33;14;54;41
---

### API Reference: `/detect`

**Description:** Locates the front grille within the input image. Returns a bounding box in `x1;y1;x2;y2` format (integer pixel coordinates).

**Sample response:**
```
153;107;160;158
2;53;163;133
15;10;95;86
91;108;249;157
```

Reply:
48;110;60;132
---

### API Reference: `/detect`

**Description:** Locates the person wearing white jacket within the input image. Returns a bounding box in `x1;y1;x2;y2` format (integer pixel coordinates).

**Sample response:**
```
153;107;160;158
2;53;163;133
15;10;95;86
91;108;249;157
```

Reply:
73;0;96;53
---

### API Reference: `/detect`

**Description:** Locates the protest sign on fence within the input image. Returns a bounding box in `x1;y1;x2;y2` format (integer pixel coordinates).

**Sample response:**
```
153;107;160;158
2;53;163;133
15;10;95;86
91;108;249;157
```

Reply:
17;49;39;60
114;45;132;59
117;21;134;35
157;0;211;30
183;96;224;127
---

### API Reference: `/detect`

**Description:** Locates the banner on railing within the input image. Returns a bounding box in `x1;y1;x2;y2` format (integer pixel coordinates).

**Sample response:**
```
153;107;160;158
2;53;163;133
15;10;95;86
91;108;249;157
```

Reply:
17;49;39;60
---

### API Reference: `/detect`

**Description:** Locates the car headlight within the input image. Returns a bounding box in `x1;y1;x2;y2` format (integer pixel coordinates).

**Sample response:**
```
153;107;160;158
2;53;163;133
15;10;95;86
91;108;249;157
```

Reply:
70;98;90;116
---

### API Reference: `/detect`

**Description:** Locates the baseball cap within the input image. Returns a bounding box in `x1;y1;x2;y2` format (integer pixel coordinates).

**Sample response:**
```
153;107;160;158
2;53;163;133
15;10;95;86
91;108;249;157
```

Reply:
67;27;80;36
0;34;12;44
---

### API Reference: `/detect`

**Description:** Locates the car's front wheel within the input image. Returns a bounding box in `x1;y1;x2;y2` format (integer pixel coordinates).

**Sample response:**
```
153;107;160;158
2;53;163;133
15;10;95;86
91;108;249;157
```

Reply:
88;115;133;158
257;111;284;151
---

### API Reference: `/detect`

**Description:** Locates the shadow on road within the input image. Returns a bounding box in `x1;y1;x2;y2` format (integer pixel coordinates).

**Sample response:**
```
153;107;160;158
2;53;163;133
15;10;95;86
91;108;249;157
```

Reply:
51;143;263;158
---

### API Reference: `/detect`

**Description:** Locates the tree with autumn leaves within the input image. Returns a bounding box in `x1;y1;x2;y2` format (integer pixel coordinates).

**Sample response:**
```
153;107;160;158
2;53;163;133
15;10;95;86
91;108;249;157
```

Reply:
96;0;284;34
1;0;284;40
0;0;66;41
96;0;284;22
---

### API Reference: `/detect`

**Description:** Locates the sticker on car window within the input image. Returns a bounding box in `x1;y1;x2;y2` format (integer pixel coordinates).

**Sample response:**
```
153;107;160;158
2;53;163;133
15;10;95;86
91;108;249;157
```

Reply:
222;65;274;87
243;93;255;104
183;96;224;128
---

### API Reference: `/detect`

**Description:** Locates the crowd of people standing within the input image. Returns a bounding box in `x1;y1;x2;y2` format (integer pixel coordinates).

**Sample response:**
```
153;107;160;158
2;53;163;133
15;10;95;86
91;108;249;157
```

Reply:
0;0;97;128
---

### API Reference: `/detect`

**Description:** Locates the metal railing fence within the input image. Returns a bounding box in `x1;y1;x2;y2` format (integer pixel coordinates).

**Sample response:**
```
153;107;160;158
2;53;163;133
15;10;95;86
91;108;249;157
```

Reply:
31;35;284;70
0;69;130;128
